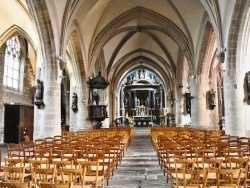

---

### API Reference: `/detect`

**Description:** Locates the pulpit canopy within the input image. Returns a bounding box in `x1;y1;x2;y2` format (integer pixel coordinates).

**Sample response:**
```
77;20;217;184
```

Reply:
87;71;109;89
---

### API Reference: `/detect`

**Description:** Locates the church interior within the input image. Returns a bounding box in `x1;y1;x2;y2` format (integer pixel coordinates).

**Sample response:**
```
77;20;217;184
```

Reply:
1;0;250;187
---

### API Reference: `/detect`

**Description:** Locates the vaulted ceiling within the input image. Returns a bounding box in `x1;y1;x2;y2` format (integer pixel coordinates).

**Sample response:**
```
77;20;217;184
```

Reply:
59;0;207;89
5;0;218;90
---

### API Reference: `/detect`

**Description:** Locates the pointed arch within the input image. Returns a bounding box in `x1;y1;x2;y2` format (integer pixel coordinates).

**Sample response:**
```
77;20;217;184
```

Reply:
0;25;36;52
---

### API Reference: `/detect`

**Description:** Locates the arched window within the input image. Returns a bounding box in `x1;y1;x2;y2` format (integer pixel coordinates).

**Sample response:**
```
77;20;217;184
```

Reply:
3;36;21;90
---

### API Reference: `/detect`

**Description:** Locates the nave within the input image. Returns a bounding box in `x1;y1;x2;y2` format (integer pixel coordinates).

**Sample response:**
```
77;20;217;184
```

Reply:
0;128;168;188
107;128;168;188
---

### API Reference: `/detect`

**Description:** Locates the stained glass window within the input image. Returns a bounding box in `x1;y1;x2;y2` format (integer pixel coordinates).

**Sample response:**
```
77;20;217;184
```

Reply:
3;36;21;90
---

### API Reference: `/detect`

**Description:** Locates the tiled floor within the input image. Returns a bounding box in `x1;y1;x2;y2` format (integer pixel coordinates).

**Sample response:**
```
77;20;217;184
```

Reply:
0;128;171;188
107;127;170;188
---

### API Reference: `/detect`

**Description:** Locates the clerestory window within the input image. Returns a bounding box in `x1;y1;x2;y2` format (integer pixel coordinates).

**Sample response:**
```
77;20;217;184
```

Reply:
3;36;21;90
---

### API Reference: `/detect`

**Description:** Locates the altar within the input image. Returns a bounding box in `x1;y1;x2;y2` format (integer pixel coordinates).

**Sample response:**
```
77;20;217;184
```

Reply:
133;116;152;127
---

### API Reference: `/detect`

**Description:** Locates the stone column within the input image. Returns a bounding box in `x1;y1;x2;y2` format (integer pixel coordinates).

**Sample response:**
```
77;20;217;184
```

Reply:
33;71;61;139
0;44;6;142
160;86;163;116
190;77;198;128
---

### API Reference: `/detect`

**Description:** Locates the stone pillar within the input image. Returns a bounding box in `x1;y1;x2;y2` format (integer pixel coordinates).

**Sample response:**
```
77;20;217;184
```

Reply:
0;44;6;142
196;84;208;129
160;86;163;116
224;74;246;136
33;73;61;139
190;77;198;128
69;86;77;131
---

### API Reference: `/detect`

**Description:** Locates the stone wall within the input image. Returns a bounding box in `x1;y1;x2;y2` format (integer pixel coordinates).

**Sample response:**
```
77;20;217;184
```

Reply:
0;44;35;143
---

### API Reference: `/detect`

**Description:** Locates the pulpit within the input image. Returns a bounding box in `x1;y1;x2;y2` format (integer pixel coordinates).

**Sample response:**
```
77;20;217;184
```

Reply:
87;71;109;129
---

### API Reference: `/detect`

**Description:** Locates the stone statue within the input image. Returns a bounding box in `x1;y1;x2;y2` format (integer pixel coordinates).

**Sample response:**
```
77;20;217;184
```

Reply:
210;89;216;108
71;92;78;112
34;79;44;109
124;93;129;108
35;79;43;101
137;98;140;106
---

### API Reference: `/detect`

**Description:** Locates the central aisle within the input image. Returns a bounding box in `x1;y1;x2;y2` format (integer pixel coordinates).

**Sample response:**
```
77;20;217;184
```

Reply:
107;127;170;188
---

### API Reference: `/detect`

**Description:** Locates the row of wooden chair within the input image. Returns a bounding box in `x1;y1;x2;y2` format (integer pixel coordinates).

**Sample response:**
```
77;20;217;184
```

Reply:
2;128;134;187
1;157;106;188
150;127;250;187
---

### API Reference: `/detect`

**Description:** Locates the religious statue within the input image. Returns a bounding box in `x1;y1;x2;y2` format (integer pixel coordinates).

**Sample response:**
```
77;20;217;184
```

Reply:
185;92;191;114
209;89;216;109
35;79;43;101
247;71;250;99
34;79;44;109
71;92;78;112
92;91;100;105
124;93;129;108
155;93;160;107
137;98;140;107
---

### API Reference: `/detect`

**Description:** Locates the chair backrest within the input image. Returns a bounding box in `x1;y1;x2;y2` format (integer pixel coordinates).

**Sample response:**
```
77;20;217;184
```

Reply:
174;158;196;172
3;166;25;182
228;157;249;170
77;159;99;176
31;166;56;185
7;144;25;160
216;168;241;187
39;182;72;188
0;182;31;188
52;160;73;169
35;149;52;164
202;158;222;170
29;158;49;168
59;167;85;186
183;169;208;187
5;157;24;167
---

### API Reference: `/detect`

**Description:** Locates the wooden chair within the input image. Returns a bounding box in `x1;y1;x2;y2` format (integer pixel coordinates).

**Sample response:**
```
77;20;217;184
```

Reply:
174;169;208;188
31;167;56;188
227;157;249;186
77;160;104;188
38;182;72;188
195;149;215;169
3;166;25;183
7;144;26;162
22;141;35;162
171;158;196;187
35;149;52;165
59;167;91;188
0;182;32;188
7;144;21;157
210;168;242;188
201;158;222;186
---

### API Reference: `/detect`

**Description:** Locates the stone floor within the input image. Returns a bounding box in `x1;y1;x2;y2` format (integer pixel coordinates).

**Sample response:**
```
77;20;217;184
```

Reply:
107;127;170;188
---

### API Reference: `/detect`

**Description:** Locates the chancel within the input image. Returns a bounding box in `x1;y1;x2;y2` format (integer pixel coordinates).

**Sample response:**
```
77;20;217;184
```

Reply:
119;68;166;127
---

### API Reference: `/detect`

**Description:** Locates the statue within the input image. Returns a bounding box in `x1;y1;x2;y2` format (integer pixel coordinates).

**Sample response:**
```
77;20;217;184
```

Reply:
247;71;250;99
137;98;140;107
124;93;129;108
92;91;100;105
34;79;44;109
35;79;43;101
209;89;216;109
71;92;78;112
145;98;148;107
